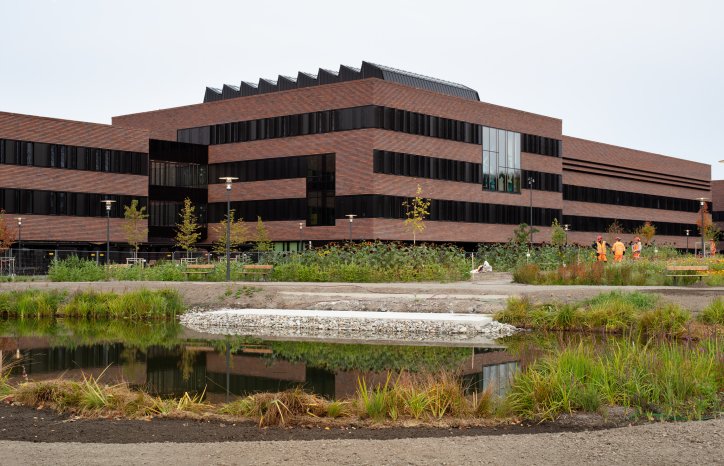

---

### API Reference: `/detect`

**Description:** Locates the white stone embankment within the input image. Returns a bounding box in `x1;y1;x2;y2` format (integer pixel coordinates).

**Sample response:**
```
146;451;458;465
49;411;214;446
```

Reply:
180;308;518;340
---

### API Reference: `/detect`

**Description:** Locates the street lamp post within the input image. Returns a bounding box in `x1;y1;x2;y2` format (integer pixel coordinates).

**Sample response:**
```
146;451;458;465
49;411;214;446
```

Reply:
14;217;23;271
100;200;116;265
527;177;535;246
695;198;709;258
219;177;238;282
345;214;357;242
563;224;570;246
299;222;304;251
685;229;690;254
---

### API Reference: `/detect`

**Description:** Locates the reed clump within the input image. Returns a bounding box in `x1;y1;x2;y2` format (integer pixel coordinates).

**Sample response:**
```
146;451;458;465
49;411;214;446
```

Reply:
507;338;723;421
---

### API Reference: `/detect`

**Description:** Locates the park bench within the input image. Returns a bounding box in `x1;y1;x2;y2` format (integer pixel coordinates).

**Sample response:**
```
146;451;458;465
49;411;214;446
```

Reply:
240;264;273;281
184;264;215;279
665;265;709;285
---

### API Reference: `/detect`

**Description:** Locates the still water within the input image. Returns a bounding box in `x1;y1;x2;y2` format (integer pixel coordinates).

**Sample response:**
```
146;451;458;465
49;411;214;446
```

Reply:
0;319;522;402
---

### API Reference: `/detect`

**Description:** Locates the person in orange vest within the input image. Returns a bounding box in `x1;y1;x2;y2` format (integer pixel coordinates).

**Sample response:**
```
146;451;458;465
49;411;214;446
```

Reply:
631;236;642;260
710;239;717;257
612;237;626;262
592;235;608;262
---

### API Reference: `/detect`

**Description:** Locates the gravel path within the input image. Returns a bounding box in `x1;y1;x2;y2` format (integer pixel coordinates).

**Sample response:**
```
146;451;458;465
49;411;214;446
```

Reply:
1;419;721;465
3;279;723;315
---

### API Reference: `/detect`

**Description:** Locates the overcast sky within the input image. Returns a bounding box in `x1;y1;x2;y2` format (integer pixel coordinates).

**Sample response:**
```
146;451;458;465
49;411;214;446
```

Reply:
1;0;722;180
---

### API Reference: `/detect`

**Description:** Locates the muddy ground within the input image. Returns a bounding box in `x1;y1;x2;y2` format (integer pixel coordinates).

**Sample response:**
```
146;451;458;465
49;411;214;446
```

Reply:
3;275;722;315
0;402;721;465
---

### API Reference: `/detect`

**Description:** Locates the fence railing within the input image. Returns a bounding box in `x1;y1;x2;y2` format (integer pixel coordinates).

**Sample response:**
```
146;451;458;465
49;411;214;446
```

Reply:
0;248;301;276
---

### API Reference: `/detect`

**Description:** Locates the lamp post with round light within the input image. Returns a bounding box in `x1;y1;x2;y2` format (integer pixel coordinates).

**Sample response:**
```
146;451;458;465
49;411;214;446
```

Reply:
345;214;357;242
695;198;709;258
100;200;116;265
299;222;304;251
527;177;535;246
219;177;238;282
14;217;23;271
685;229;690;254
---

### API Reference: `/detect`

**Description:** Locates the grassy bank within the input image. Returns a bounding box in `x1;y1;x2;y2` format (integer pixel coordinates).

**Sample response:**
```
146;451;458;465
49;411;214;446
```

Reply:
495;291;722;335
4;336;721;426
0;289;183;320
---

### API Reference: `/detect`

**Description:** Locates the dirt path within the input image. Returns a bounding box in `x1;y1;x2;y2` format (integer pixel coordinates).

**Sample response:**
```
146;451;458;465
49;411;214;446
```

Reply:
0;417;721;465
2;278;722;315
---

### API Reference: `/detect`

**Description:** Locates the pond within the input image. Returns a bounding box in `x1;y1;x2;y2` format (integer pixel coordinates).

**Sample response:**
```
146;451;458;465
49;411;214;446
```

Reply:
0;319;523;402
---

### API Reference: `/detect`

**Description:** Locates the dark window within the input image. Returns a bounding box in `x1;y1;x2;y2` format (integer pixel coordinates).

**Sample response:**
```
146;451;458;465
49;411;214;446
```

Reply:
563;184;700;213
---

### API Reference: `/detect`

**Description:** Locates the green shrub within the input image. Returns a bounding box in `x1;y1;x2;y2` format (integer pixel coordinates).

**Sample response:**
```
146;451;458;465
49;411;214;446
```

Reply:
698;298;724;325
48;257;107;282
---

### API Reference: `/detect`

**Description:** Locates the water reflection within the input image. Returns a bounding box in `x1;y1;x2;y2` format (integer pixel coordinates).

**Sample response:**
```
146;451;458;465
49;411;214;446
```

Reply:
0;320;520;401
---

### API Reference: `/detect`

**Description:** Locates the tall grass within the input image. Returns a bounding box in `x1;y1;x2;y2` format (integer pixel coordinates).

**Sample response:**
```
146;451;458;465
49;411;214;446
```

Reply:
698;298;724;325
0;289;183;320
507;338;723;421
48;256;107;282
496;292;692;336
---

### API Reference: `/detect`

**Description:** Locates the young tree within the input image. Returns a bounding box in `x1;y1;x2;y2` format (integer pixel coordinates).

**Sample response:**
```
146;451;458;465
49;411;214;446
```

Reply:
122;200;148;259
0;210;16;254
402;184;431;245
634;221;656;245
606;219;625;244
511;223;538;248
211;210;249;255
696;202;718;240
550;218;566;248
174;197;202;257
254;216;272;251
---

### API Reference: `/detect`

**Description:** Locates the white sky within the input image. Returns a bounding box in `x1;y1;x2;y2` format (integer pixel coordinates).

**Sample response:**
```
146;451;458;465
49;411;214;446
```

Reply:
1;0;722;180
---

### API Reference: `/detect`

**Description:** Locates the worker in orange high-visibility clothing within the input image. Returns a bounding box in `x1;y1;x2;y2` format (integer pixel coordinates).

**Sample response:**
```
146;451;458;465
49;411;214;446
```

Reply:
631;236;642;260
592;235;608;262
612;237;626;262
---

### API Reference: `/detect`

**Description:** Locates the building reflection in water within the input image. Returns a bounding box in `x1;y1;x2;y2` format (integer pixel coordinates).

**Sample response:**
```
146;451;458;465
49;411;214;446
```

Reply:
1;338;521;401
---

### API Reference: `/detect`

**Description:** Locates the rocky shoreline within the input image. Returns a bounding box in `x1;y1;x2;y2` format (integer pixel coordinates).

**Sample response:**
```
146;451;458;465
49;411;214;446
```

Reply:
180;308;519;340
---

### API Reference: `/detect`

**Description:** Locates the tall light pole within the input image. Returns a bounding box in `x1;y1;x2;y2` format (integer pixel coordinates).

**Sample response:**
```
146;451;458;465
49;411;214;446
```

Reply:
100;200;115;265
527;177;535;246
299;222;304;251
695;197;709;258
685;229;690;254
563;224;570;246
14;217;23;271
220;177;238;281
345;214;357;242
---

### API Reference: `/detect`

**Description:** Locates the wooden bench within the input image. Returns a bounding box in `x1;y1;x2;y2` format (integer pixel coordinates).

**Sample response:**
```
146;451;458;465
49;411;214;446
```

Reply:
240;264;273;281
184;264;215;279
665;265;709;285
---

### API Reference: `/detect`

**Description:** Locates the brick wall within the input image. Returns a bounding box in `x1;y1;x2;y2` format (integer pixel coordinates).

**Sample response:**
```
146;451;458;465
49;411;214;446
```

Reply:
0;112;148;153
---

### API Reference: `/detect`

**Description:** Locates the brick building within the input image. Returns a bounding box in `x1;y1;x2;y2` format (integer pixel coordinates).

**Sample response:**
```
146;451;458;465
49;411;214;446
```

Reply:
0;62;714;253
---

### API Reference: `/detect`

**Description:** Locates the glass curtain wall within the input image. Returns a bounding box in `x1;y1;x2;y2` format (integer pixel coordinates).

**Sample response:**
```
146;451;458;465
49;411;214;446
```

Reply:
482;127;520;193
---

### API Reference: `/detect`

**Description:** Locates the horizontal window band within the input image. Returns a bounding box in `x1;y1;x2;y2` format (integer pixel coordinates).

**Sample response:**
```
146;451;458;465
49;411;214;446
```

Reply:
178;106;562;158
563;185;706;213
0;138;148;176
373;149;562;193
0;187;147;218
207;194;561;227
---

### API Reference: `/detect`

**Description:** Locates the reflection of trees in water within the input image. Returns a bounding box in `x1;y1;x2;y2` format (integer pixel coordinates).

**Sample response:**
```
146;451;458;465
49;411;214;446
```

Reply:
179;347;199;382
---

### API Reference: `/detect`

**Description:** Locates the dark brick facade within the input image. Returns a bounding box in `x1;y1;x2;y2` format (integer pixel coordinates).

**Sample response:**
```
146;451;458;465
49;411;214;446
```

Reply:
0;112;149;243
0;73;713;248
